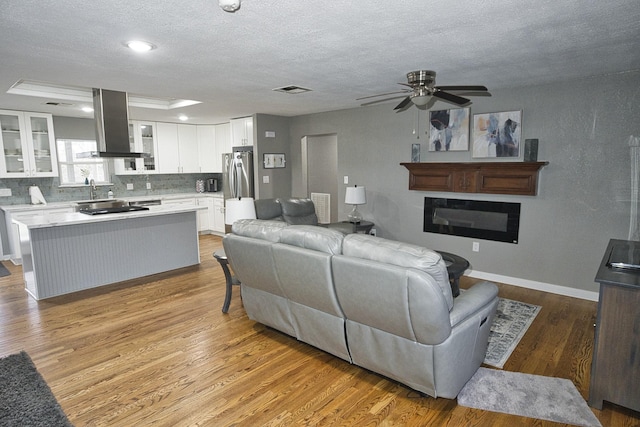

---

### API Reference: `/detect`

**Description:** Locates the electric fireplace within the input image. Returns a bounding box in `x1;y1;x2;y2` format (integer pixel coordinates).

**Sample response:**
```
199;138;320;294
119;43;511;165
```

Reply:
423;197;521;243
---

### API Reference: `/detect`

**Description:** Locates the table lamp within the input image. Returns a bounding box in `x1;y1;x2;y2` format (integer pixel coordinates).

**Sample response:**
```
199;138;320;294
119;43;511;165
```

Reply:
225;197;257;227
345;186;366;223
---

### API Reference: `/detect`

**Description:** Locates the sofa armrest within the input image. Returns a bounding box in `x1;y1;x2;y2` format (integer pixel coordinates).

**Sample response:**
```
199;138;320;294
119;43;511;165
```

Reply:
449;281;499;328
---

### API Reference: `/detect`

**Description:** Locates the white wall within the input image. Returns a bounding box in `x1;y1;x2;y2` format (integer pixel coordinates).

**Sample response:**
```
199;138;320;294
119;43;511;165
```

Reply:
287;70;640;295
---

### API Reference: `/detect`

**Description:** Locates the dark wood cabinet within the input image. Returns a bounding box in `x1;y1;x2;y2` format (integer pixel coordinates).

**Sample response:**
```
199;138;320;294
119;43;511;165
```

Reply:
589;239;640;412
400;161;548;196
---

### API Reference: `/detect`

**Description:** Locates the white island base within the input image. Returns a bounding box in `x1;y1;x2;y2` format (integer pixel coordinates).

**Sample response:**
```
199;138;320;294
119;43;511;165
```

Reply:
16;207;202;300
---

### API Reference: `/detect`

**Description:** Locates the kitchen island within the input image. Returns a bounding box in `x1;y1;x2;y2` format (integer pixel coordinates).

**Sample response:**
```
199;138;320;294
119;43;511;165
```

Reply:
13;204;206;300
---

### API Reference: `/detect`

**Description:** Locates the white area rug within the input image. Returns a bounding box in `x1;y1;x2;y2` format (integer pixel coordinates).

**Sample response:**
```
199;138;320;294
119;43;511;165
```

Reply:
458;367;602;427
485;298;541;368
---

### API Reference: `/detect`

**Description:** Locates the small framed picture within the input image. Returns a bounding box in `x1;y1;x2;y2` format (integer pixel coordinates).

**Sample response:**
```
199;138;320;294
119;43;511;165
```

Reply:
264;153;286;168
428;107;470;152
472;110;522;158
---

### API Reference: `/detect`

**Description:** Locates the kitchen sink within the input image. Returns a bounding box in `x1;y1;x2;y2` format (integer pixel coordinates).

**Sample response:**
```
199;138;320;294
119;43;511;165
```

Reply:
74;199;129;212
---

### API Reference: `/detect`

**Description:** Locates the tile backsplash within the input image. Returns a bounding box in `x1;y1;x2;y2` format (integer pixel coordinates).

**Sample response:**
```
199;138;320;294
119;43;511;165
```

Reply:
0;172;222;205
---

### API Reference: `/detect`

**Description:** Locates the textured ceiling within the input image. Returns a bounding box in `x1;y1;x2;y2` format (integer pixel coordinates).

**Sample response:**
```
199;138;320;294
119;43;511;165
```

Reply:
1;0;639;124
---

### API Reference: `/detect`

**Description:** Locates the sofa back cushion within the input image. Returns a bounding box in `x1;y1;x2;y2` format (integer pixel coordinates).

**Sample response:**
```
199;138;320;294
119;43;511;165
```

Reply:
231;219;288;242
279;198;318;225
254;198;283;221
279;225;344;254
342;234;453;310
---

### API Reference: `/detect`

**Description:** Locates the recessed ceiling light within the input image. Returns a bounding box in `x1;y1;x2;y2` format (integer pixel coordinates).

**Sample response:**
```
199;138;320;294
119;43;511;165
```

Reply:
125;40;156;53
178;115;189;121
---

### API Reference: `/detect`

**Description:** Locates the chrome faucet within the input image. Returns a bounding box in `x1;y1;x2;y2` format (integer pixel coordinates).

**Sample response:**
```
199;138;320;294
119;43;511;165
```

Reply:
89;179;97;200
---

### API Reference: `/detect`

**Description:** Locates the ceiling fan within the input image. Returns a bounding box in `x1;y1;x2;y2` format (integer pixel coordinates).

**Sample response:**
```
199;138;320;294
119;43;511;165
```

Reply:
357;70;490;111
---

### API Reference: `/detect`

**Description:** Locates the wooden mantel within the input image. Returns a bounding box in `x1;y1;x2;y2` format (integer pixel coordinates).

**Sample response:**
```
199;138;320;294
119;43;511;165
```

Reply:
400;161;548;196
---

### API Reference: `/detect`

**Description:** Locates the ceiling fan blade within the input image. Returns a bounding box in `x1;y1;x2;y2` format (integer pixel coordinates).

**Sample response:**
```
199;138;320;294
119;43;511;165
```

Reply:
356;90;409;101
433;90;471;106
360;95;407;106
393;96;412;110
436;85;488;92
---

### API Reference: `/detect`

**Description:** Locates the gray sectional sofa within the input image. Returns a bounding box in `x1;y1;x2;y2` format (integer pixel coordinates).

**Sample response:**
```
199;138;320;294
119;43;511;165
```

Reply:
222;219;499;399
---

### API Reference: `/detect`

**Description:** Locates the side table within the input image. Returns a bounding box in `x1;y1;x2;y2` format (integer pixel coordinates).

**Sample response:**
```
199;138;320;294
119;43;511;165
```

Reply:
436;251;469;298
340;220;374;234
213;249;241;313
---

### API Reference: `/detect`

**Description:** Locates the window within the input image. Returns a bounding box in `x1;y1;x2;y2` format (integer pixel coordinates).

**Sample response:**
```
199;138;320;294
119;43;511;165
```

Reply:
56;139;110;185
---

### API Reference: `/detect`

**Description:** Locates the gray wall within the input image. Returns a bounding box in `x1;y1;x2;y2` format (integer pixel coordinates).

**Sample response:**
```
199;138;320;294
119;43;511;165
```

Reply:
254;114;292;199
287;70;640;294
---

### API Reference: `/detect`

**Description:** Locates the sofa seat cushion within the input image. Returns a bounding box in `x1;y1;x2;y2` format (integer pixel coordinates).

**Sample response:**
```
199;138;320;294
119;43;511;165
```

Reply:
279;225;344;254
342;234;453;310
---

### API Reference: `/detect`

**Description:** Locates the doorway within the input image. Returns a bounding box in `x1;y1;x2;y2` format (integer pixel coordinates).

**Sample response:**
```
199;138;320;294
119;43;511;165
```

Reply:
301;134;338;222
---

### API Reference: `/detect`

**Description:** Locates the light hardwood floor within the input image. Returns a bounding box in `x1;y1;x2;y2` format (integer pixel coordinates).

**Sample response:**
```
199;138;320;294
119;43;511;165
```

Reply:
1;234;638;426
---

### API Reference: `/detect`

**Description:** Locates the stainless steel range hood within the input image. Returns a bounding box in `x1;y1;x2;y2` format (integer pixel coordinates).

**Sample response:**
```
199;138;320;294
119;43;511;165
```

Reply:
77;89;145;158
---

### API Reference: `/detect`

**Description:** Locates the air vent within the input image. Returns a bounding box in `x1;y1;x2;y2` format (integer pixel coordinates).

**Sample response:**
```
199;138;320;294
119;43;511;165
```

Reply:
272;85;312;94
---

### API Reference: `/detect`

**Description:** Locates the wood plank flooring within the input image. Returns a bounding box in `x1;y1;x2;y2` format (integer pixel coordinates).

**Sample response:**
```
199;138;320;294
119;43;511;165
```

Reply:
1;234;638;426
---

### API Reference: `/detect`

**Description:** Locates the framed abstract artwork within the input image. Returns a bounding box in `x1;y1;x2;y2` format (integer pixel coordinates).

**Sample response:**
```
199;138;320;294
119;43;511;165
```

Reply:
472;110;522;158
428;107;470;152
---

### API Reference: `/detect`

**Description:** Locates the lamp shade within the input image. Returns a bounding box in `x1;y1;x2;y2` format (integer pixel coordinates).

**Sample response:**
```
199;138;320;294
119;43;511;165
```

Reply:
345;186;366;205
225;197;256;225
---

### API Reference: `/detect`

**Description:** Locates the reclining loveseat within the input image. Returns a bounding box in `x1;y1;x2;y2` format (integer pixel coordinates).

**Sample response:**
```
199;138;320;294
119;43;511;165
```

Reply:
222;219;499;398
254;197;357;234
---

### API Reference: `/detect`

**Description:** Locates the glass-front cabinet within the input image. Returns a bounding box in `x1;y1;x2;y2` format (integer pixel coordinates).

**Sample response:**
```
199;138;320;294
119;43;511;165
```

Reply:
114;121;158;175
0;110;58;178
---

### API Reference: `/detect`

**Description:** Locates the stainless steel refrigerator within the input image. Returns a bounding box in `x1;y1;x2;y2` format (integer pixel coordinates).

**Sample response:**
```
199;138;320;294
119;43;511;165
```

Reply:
223;149;254;199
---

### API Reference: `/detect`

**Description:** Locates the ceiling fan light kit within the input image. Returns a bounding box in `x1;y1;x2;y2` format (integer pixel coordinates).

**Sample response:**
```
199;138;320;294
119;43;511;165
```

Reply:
358;69;490;111
219;0;241;12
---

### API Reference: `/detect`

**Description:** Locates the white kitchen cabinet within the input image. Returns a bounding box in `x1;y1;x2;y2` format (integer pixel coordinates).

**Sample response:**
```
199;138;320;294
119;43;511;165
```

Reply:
230;116;253;147
0;110;58;178
196;125;216;173
156;122;199;173
212;197;225;233
178;124;199;173
215;122;232;167
196;197;215;232
114;121;158;175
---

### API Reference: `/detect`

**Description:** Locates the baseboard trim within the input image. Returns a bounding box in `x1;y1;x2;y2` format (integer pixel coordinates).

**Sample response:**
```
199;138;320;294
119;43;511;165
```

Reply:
467;269;599;302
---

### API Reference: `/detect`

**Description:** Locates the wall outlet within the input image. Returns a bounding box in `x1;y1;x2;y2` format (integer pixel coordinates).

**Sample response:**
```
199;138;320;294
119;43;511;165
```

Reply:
126;183;134;190
343;176;349;184
370;228;377;237
262;175;270;184
472;241;480;252
0;188;11;197
146;182;151;190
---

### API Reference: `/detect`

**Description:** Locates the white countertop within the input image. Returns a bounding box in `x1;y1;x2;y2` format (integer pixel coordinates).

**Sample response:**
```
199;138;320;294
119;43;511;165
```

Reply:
1;192;223;213
12;203;207;229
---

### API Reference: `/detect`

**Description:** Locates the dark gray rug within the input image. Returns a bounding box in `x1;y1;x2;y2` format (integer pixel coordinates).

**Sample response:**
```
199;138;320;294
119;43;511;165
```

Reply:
458;367;602;427
485;297;541;368
0;262;10;277
0;352;73;427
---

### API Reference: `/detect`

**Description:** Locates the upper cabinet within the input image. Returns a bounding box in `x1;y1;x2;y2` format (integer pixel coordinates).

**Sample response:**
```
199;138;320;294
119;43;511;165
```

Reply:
400;162;548;196
230;116;253;147
197;125;216;173
156;122;200;174
114;121;158;175
0;110;58;178
215;123;232;169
